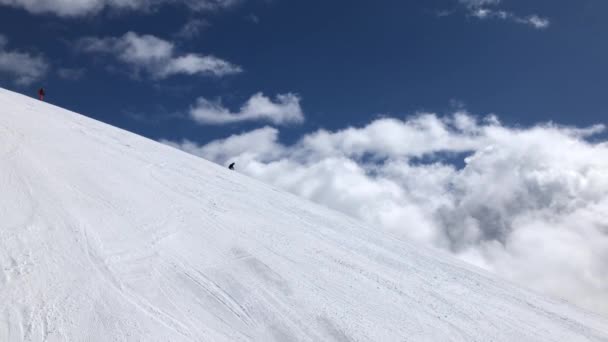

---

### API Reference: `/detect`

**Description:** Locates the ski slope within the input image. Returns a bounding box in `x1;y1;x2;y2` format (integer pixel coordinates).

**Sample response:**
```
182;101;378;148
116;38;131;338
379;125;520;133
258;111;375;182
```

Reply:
0;87;607;342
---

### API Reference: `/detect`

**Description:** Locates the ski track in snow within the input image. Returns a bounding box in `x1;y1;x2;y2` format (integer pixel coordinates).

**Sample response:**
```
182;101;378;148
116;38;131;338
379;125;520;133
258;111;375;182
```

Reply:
0;87;607;341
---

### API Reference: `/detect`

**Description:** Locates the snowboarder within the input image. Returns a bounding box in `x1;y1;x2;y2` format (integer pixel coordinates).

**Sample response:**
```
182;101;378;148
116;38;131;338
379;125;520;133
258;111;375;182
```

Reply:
38;88;45;101
228;162;235;170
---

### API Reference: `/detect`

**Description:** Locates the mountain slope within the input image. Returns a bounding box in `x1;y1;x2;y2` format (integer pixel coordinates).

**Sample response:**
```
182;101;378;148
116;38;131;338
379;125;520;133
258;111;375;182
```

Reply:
0;87;607;341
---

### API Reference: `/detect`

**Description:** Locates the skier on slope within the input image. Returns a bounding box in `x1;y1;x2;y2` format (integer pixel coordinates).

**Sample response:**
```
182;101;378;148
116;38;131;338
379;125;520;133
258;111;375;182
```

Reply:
228;162;235;170
38;88;45;101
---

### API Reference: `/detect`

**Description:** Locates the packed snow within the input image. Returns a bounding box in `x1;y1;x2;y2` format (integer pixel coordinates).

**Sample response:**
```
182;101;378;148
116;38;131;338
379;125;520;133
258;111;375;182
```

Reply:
0;87;607;341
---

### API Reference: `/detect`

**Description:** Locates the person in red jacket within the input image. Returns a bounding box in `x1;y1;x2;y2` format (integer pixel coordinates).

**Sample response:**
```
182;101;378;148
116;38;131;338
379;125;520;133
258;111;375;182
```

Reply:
38;88;45;101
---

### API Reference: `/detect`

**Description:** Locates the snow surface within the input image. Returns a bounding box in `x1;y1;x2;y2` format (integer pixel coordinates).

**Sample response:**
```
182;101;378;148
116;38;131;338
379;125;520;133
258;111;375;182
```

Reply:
0;87;607;342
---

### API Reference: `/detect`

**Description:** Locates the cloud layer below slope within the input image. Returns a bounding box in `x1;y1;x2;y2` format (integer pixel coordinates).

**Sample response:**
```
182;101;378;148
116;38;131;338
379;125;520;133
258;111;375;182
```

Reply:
164;112;608;315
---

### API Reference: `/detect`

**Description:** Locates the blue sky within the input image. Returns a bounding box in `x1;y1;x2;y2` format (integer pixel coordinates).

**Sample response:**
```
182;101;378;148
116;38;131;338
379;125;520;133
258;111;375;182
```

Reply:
0;0;606;144
3;0;608;316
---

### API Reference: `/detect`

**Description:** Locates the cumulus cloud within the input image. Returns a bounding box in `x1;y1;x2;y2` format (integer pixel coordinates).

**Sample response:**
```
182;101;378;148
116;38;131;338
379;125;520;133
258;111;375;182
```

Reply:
162;126;285;162
0;34;48;86
163;112;608;315
190;92;304;125
77;32;241;79
0;0;239;17
456;0;550;29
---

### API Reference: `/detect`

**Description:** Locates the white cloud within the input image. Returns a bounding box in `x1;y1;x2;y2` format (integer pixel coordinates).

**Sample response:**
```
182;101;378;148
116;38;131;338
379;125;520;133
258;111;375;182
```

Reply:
0;0;239;17
78;32;241;79
0;34;48;86
161;126;284;163
470;7;550;29
163;112;608;316
522;15;550;29
456;0;550;29
190;92;304;125
163;54;240;77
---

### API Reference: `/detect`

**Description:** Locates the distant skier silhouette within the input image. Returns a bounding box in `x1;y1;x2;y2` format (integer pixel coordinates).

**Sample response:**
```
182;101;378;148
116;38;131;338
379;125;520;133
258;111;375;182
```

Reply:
228;162;235;170
38;88;45;101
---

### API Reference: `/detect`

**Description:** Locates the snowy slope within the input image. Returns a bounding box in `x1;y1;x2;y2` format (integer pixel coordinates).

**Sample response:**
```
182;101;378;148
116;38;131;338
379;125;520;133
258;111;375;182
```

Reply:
0;87;607;342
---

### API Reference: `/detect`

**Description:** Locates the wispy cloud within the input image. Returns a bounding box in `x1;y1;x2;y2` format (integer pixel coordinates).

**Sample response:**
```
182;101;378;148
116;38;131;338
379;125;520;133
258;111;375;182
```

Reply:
190;92;304;125
246;14;260;24
459;0;501;6
77;32;241;79
163;112;608;316
523;15;550;29
455;0;550;29
57;67;85;80
0;0;241;17
470;7;550;29
175;19;210;40
0;34;48;86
